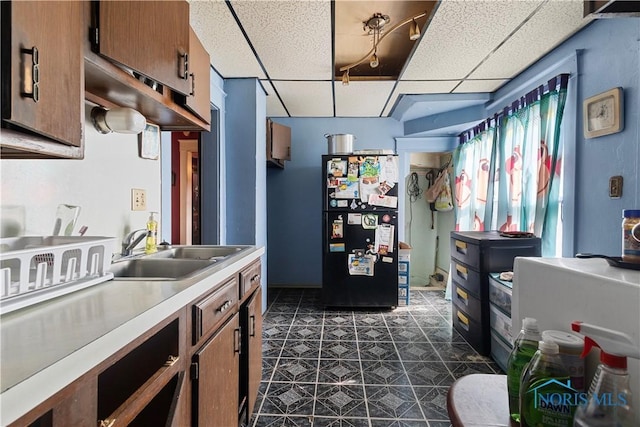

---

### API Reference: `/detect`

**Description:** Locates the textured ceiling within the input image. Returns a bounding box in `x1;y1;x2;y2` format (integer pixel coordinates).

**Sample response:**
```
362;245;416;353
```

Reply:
189;0;591;120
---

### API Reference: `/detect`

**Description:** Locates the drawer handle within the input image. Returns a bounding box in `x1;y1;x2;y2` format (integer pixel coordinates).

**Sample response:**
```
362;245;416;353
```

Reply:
189;72;195;96
457;311;470;331
234;328;241;353
456;288;468;304
21;46;40;102
164;355;179;367
250;273;261;283
217;300;232;313
178;52;189;80
455;240;467;254
455;263;468;279
250;315;256;337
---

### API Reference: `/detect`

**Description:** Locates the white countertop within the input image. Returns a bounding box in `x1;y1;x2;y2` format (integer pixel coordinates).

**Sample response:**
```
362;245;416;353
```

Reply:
0;246;264;426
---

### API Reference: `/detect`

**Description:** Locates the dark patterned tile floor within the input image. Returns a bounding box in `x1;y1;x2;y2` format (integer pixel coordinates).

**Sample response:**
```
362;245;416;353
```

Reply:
250;288;498;427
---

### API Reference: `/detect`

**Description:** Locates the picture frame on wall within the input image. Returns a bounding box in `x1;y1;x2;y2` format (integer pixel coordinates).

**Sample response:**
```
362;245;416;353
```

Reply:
583;87;624;139
139;123;160;160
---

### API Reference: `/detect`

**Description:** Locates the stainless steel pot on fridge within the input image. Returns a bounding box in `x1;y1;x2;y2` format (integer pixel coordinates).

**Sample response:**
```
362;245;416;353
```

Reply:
325;133;355;154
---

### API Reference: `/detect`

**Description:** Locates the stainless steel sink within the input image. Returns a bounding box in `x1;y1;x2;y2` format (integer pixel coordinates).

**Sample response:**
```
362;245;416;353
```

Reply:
147;245;247;260
109;258;215;280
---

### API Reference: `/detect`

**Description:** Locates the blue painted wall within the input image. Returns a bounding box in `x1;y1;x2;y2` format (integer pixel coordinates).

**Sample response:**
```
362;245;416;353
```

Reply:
266;18;640;287
225;78;268;310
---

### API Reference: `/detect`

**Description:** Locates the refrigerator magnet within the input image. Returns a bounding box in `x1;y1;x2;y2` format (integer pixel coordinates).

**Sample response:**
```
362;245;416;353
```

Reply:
332;217;344;238
382;256;393;263
337;200;349;207
329;243;345;252
361;214;378;229
329;159;347;177
347;157;359;182
377;180;395;195
347;213;362;225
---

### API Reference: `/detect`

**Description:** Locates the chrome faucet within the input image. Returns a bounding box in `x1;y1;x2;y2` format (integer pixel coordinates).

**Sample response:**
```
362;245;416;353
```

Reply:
121;229;148;257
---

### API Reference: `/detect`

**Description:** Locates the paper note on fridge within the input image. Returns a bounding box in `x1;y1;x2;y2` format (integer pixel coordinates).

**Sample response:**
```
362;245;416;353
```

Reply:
348;254;374;276
375;224;395;255
334;178;359;199
368;194;398;208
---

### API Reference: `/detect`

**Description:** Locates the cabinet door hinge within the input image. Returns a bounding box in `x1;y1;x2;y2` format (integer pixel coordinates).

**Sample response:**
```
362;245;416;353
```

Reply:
190;362;199;380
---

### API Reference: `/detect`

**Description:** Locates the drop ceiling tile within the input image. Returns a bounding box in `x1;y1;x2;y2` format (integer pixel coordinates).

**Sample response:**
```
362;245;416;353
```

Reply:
383;80;460;116
454;79;508;93
272;81;334;117
189;1;265;79
468;0;586;79
334;81;396;117
402;0;544;80
261;80;289;117
230;1;332;80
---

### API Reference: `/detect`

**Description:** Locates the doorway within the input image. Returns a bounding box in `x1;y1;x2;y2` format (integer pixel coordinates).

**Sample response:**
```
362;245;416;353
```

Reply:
404;152;453;289
171;132;200;245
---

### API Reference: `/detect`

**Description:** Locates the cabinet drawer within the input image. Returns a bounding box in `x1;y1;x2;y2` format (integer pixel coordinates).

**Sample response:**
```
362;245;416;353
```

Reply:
482;244;541;272
488;273;513;316
193;277;238;345
451;281;482;321
451;237;480;268
450;260;482;298
239;261;261;299
452;304;489;356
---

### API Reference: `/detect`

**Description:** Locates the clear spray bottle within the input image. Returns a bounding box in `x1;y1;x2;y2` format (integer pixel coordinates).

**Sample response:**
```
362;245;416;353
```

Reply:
571;321;639;427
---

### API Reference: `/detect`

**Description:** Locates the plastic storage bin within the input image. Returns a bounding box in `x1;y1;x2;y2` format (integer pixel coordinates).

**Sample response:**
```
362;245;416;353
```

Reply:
489;303;513;344
488;273;513;316
490;330;512;373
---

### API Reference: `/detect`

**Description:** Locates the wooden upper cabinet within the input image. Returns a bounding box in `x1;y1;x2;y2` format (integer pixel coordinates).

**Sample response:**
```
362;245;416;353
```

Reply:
267;119;291;168
1;1;84;148
183;28;211;124
95;1;191;96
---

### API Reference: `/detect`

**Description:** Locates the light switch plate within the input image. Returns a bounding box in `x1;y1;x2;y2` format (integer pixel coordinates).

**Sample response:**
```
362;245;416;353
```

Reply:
132;188;147;211
609;176;623;198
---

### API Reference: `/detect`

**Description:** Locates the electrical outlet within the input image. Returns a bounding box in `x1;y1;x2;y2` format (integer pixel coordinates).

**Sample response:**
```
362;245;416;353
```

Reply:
609;176;623;198
131;188;147;211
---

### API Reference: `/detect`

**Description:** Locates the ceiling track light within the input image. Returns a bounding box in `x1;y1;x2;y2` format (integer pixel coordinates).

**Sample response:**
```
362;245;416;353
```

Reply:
369;52;379;68
409;18;421;41
339;11;428;81
342;70;350;86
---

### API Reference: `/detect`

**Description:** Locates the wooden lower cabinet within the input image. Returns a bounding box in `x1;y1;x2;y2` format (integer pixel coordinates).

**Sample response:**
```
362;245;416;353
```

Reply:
191;313;241;427
6;259;263;427
242;287;263;422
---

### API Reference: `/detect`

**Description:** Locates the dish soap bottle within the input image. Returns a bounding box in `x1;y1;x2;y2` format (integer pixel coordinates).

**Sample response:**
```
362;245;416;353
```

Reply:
507;317;542;423
571;321;639;427
145;211;158;254
520;338;574;427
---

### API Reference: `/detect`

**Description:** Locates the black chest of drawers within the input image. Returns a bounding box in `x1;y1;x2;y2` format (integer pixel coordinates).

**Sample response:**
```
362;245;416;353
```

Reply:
450;231;541;356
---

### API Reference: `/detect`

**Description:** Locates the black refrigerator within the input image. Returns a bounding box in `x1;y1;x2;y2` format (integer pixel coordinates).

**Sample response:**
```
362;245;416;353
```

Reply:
322;154;399;308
